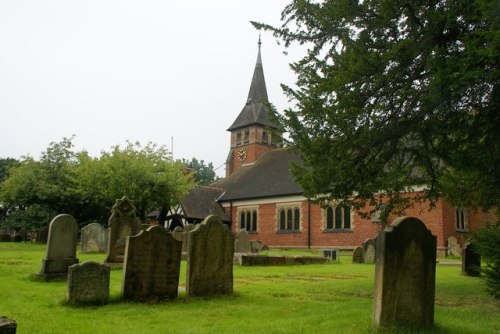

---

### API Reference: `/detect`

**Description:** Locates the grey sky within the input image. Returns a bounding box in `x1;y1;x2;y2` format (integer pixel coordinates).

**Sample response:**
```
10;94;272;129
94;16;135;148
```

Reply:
0;1;302;177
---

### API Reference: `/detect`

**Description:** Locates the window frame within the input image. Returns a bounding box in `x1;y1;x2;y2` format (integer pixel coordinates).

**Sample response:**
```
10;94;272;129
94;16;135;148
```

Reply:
238;207;258;233
277;203;301;233
455;208;468;232
324;205;352;232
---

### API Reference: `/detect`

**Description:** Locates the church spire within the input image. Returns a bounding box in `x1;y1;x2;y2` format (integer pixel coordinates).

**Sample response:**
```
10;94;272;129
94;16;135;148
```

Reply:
246;35;268;104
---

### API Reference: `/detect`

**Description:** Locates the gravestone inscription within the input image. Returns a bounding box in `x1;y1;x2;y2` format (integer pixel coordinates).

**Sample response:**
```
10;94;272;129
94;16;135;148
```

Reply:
67;261;110;305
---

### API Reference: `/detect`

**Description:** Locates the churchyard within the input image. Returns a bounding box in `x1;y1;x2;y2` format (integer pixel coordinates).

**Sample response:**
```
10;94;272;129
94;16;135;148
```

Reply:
1;241;498;333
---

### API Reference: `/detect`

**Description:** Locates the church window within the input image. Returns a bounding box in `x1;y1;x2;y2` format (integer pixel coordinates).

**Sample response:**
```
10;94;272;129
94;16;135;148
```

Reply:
325;206;351;231
236;131;242;146
244;129;250;144
238;207;258;232
262;130;268;144
278;204;301;232
455;208;468;232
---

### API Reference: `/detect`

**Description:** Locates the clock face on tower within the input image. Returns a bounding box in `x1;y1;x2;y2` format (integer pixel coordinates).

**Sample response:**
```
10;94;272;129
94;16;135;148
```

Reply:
237;148;247;161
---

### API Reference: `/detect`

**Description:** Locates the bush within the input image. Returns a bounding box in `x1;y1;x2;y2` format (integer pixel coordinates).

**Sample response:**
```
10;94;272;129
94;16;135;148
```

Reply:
475;218;500;299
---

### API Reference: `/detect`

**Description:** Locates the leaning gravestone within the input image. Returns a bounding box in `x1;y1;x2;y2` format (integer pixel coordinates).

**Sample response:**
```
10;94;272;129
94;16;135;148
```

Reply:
67;261;110;305
235;229;251;253
462;241;481;277
39;214;79;279
122;225;182;301
363;238;376;264
373;216;437;331
352;246;363;263
447;236;462;257
81;223;107;253
186;215;234;296
105;197;141;264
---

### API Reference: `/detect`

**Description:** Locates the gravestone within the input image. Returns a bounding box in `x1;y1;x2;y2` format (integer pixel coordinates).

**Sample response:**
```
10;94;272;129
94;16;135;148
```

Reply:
18;227;27;242
122;225;182;301
250;240;266;253
186;215;234;297
67;261;110;305
105;196;141;264
0;316;17;334
373;216;437;331
39;214;79;279
462;241;481;277
447;236;462;257
81;223;107;253
352;246;363;263
363;238;376;264
235;229;251;253
172;224;196;253
37;227;49;244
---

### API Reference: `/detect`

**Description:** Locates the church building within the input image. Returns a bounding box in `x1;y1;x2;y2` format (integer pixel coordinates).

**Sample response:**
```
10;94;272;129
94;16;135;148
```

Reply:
176;38;491;256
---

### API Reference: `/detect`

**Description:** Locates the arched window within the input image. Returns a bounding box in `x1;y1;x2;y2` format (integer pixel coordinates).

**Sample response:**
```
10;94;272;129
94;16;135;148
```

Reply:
324;205;352;231
278;205;301;232
238;208;258;232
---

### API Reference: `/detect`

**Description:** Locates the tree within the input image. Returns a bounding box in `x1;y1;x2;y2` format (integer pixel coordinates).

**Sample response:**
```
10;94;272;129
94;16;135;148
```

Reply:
253;0;499;217
475;219;500;299
180;158;219;185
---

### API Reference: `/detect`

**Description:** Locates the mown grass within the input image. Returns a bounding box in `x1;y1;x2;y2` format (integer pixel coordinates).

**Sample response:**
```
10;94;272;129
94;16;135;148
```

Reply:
0;243;498;333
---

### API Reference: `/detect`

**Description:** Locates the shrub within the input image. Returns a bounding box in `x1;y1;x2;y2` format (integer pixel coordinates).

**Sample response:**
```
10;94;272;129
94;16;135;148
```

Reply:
475;218;500;299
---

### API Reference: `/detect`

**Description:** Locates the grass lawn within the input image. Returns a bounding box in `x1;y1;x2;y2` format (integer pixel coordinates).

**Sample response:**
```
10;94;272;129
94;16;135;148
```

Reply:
0;243;498;333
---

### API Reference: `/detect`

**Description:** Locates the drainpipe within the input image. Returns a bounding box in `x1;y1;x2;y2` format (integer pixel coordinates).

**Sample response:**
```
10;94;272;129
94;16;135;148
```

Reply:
307;200;311;249
229;201;233;228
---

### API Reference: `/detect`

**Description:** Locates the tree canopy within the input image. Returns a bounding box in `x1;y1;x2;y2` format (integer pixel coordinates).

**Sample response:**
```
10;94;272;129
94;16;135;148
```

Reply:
254;0;499;218
0;138;193;228
180;158;219;185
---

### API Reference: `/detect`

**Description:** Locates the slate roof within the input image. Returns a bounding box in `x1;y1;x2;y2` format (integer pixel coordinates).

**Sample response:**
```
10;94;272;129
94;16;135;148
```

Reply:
213;149;304;202
181;186;229;222
227;39;280;131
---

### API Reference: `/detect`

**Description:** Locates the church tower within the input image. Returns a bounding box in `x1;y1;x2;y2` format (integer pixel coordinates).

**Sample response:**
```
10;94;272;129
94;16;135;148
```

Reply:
225;37;282;177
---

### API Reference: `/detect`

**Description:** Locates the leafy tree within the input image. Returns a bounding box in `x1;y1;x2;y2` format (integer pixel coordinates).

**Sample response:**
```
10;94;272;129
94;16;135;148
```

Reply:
0;158;19;223
253;0;499;218
180;158;219;185
475;217;500;299
77;141;194;221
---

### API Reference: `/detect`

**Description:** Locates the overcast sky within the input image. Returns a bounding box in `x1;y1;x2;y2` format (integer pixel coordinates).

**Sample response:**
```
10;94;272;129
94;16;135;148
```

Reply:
0;1;304;177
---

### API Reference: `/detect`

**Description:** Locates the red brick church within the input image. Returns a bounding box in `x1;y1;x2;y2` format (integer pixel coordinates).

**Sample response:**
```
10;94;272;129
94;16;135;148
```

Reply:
169;39;491;256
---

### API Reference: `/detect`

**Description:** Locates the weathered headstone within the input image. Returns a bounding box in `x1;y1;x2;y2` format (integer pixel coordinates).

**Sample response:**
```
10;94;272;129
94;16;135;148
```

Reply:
37;226;49;244
122;225;182;301
186;215;234;296
250;240;265;253
0;316;17;334
363;238;376;264
81;223;107;253
172;224;196;253
67;261;110;305
352;246;363;263
462;241;481;277
235;229;251;253
39;214;79;279
447;236;462;257
18;227;27;242
373;216;437;331
105;196;141;264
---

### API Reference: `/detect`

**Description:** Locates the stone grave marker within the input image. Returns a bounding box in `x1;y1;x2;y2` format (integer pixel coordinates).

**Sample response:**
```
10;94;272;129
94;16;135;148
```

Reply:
105;196;141;264
172;224;196;253
67;261;110;305
122;225;182;301
18;227;27;242
250;240;266;253
462;240;481;277
447;236;462;257
81;223;107;253
37;226;49;244
0;316;17;334
352;246;363;263
39;214;79;279
363;238;376;264
186;215;234;297
373;216;437;331
235;229;251;253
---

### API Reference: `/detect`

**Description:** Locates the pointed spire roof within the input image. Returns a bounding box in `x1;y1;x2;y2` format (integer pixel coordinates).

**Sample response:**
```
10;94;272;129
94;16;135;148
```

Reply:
227;36;280;131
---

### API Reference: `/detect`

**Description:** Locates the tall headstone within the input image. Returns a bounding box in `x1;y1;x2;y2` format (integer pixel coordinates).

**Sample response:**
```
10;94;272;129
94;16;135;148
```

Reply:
447;236;462;257
67;261;110;305
363;238;376;264
105;197;141;264
373;216;437;331
186;215;234;297
81;223;107;253
122;225;182;301
352;246;363;263
39;214;79;279
462;241;481;277
235;229;251;253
